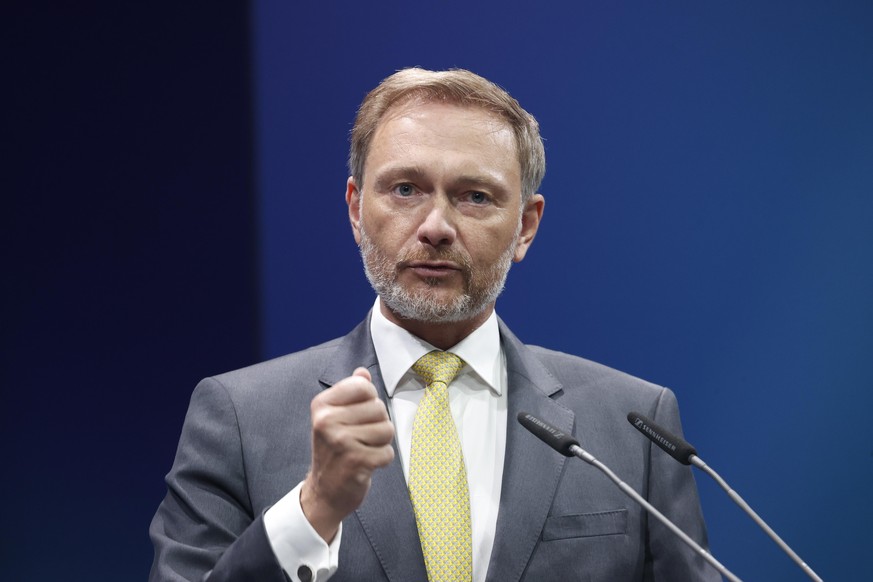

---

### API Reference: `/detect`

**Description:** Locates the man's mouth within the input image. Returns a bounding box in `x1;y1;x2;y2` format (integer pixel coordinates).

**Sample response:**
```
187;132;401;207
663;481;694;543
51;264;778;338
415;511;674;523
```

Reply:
404;260;462;278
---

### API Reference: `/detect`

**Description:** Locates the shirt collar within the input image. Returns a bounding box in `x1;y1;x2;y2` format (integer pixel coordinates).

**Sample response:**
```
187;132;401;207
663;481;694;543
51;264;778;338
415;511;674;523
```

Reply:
369;297;503;397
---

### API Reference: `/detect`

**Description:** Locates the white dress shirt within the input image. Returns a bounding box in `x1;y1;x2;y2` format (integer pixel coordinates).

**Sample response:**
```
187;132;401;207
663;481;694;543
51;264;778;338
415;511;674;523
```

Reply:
265;298;508;582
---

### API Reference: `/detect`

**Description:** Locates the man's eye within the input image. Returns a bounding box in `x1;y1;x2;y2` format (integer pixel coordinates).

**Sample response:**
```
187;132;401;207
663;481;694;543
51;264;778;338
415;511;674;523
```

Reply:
395;184;415;197
469;191;488;204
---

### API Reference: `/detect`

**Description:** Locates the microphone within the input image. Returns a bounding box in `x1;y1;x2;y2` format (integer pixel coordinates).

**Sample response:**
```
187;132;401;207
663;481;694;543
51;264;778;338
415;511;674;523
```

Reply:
626;411;697;464
517;411;580;456
517;412;742;582
627;412;823;582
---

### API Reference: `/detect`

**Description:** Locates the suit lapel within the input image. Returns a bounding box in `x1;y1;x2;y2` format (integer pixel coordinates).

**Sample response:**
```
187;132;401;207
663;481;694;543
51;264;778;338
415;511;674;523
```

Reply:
485;321;575;582
319;316;428;582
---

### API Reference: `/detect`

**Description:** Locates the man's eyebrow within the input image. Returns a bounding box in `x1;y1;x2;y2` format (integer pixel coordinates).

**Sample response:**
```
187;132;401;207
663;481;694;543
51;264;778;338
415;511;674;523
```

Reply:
453;174;507;190
372;165;428;189
372;166;511;193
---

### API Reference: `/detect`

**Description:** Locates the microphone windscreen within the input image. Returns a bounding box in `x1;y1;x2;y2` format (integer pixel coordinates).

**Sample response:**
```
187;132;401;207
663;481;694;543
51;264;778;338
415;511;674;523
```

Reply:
517;412;579;456
627;412;697;465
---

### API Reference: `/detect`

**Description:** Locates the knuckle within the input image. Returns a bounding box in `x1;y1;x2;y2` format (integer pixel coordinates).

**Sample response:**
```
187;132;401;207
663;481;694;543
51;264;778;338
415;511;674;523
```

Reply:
310;407;332;431
351;377;376;396
347;449;365;467
376;423;395;444
378;445;395;466
372;398;388;415
325;426;349;448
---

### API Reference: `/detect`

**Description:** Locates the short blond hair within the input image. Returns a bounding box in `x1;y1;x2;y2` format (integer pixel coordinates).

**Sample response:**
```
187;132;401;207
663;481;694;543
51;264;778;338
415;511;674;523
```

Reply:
349;68;545;201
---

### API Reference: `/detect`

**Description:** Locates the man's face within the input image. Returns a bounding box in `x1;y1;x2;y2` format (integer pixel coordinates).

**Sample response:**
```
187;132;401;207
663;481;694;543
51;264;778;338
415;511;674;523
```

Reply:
347;100;542;324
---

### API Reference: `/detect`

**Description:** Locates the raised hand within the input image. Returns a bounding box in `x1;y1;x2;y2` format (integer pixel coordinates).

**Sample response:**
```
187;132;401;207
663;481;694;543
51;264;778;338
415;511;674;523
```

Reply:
300;367;395;542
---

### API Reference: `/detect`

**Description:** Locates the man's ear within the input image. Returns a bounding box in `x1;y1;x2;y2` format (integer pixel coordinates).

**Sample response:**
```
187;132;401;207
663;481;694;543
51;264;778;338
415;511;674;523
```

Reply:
513;193;545;263
346;176;362;245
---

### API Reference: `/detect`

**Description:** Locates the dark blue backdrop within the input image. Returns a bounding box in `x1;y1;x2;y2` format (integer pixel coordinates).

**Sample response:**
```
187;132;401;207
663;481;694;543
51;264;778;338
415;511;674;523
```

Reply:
5;1;871;580
5;2;257;579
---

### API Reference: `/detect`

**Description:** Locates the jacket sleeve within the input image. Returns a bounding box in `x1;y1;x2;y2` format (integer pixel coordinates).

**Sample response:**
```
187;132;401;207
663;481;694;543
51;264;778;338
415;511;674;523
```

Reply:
148;378;289;582
644;387;723;581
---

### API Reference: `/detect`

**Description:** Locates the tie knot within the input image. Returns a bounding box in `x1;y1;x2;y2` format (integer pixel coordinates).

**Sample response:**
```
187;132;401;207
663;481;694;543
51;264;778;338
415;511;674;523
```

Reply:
412;350;465;388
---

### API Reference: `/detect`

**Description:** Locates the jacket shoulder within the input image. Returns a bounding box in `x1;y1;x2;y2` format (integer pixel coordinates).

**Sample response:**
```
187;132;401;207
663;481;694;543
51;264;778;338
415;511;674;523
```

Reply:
217;336;341;383
524;344;671;406
525;344;655;383
192;336;345;412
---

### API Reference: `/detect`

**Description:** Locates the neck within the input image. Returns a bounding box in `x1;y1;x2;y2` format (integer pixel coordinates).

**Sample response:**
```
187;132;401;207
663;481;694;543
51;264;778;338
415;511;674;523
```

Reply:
379;300;494;350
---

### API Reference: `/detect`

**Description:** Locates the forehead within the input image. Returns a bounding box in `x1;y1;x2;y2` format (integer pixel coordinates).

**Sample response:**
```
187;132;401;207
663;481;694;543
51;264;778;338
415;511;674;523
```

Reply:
376;98;514;140
365;100;520;177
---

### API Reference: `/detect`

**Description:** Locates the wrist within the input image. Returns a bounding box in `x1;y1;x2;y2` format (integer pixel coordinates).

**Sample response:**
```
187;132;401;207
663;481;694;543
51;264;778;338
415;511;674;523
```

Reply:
300;478;342;543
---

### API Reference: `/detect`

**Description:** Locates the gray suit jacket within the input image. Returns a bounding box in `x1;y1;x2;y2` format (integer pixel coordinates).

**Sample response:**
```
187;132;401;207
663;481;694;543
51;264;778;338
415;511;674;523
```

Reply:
150;316;720;581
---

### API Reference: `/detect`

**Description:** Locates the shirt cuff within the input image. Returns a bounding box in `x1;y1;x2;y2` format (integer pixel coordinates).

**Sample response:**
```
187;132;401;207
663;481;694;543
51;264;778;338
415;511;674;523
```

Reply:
263;481;342;582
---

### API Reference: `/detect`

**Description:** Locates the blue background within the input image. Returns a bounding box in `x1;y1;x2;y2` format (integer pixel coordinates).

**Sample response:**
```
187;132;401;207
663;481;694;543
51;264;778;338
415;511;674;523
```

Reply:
5;1;872;579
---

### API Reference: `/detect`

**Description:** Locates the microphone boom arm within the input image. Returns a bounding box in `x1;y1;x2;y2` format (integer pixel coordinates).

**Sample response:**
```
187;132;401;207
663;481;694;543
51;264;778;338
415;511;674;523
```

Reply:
628;411;824;582
567;443;743;582
690;455;823;582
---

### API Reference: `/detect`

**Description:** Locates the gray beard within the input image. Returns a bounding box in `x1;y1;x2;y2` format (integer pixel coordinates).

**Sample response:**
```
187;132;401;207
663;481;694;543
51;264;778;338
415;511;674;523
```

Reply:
359;222;518;324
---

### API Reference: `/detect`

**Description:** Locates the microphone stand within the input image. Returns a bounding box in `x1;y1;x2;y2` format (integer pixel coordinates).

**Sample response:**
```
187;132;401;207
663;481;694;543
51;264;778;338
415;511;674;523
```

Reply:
690;455;823;582
628;411;824;582
568;443;743;582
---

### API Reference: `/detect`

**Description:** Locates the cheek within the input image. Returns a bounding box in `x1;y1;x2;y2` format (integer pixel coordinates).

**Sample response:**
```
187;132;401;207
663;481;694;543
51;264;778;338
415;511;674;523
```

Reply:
463;219;519;258
369;212;426;249
363;215;412;252
363;199;413;230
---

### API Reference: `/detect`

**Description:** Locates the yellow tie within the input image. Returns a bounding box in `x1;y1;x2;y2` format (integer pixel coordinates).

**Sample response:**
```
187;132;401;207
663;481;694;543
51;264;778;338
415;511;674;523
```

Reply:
408;350;472;582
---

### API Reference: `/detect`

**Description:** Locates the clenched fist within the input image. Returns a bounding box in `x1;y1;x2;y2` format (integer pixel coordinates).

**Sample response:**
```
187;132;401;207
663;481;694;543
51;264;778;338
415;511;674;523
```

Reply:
300;367;395;542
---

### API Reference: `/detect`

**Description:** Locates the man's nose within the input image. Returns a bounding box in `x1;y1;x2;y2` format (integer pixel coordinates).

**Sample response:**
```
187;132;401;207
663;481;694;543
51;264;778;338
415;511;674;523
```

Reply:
416;198;457;248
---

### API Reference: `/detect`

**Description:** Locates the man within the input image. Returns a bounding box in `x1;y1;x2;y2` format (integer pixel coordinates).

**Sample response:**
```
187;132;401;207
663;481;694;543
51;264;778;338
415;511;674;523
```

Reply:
150;68;719;581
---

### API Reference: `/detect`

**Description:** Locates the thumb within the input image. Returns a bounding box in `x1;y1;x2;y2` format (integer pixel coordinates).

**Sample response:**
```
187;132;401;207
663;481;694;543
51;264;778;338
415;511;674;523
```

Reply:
352;367;372;382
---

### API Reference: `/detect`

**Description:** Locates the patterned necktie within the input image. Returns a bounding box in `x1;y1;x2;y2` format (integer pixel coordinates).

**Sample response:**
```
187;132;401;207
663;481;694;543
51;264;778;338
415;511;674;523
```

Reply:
408;350;472;582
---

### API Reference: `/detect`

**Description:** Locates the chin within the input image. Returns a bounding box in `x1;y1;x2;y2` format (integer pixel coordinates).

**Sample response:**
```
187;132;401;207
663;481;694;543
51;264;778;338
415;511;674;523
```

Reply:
383;290;482;324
